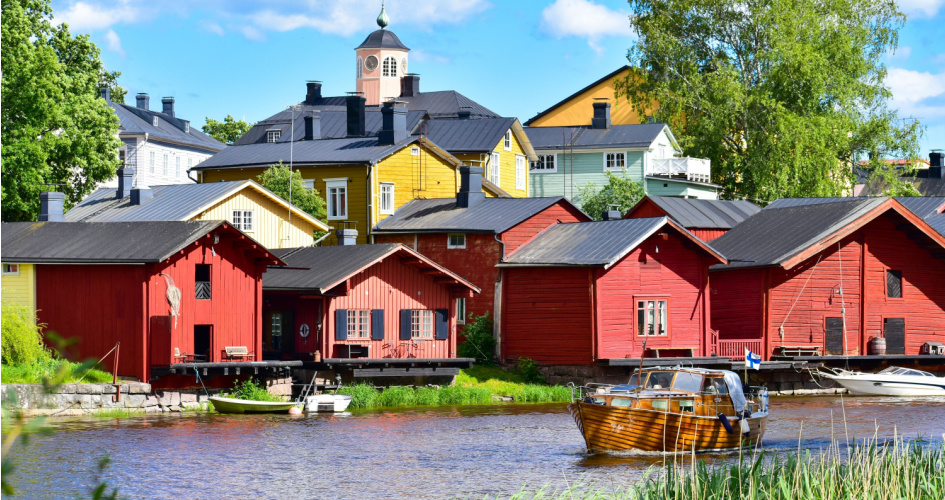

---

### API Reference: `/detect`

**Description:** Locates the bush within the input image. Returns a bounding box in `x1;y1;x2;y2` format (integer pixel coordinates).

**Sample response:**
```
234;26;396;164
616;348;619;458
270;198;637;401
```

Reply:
338;383;380;409
226;378;285;402
514;357;544;384
1;303;52;366
457;313;496;363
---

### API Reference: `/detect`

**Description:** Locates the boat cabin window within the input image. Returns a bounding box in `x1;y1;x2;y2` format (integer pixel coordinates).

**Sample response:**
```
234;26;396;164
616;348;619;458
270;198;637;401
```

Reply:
671;372;703;393
702;377;729;395
628;373;641;386
644;371;674;389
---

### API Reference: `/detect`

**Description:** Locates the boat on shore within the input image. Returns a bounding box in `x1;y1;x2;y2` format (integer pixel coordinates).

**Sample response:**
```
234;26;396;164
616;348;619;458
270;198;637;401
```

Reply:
820;366;945;396
208;396;297;414
568;366;769;453
304;394;353;413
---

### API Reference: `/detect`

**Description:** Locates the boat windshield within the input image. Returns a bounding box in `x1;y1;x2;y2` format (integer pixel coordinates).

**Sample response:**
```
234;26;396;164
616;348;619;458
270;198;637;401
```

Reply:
671;371;703;393
644;371;674;389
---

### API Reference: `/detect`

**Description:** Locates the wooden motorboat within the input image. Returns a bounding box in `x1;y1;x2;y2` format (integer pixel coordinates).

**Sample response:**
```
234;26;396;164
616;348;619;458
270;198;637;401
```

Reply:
820;366;945;396
568;367;769;453
209;396;297;414
304;394;353;412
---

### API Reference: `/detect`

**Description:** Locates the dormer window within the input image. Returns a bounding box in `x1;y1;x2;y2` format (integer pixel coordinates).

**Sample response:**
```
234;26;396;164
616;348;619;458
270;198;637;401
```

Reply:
152;116;159;127
504;130;512;151
267;130;281;143
382;56;397;77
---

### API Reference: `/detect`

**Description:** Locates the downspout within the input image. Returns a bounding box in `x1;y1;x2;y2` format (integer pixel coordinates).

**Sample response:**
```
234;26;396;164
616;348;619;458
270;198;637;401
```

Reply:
367;162;375;244
493;232;506;363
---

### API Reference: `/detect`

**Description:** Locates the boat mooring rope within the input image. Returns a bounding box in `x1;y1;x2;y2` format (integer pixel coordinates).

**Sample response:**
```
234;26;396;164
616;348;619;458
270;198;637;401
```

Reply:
193;362;210;399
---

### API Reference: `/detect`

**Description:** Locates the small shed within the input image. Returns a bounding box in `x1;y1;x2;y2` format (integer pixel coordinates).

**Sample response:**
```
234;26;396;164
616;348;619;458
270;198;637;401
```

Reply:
497;217;727;365
624;196;760;241
0;221;282;385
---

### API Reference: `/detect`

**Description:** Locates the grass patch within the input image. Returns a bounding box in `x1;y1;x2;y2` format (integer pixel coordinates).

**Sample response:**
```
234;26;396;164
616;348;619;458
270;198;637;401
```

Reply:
93;408;144;418
457;364;571;403
1;359;113;384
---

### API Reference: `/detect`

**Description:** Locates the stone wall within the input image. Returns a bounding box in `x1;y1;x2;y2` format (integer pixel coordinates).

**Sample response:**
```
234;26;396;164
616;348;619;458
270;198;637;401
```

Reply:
1;376;294;416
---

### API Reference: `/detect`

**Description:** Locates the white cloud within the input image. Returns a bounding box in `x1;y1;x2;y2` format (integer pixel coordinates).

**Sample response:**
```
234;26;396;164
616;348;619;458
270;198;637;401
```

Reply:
237;24;265;42
411;49;451;65
202;21;225;36
895;0;944;17
103;28;125;55
54;0;141;31
540;0;632;54
885;67;945;119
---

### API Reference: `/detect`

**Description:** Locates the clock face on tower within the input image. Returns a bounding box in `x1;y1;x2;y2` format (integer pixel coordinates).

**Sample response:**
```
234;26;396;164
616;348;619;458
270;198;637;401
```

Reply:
364;55;378;72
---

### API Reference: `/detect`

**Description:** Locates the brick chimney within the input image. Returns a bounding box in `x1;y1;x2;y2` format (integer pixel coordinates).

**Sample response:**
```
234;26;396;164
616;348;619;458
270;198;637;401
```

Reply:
161;97;175;117
400;74;420;97
305;81;322;105
136;93;150;110
457;166;485;208
379;101;408;145
346;94;366;137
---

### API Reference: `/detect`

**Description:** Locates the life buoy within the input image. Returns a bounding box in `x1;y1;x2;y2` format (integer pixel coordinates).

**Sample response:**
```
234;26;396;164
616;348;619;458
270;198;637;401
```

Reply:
299;323;310;338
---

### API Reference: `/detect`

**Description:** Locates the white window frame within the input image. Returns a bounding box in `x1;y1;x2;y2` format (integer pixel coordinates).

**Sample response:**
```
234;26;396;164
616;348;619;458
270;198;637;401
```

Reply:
447;233;466;249
504;130;512;151
153;116;159;127
636;298;669;337
3;264;20;275
490;152;501;186
326;178;349;220
163;154;168;175
411;310;434;339
604;151;627;171
410;146;420;156
530;154;557;173
515;155;526;191
347;309;371;339
267;130;281;143
456;298;466;325
149;151;155;174
176;157;181;178
188;158;193;170
232;210;254;232
379;182;395;215
382;56;397;77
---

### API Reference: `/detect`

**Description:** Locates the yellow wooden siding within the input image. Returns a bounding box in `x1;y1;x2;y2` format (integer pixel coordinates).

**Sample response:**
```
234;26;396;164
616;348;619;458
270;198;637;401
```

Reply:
375;144;467;223
195;188;323;249
528;68;653;128
1;263;36;312
489;133;529;198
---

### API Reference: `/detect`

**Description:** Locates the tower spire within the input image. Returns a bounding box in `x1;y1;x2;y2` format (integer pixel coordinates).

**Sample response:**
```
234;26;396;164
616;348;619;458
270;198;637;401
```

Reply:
377;1;389;29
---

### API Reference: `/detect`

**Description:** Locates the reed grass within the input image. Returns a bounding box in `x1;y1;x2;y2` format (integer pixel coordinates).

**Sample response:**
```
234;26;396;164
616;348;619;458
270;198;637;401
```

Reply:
92;408;144;418
1;359;113;384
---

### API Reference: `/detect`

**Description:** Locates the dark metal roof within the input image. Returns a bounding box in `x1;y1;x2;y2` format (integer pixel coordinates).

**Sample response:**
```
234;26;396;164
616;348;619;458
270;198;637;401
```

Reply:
524;123;668;150
373;197;585;234
356;29;409;50
420;118;515;152
194;136;418;170
524;66;630;126
927;214;945;237
710;198;886;269
234;110;427;145
395;91;498;119
264;244;478;293
766;196;945;220
642;196;760;229
857;170;945;197
1;221;225;263
110;102;225;152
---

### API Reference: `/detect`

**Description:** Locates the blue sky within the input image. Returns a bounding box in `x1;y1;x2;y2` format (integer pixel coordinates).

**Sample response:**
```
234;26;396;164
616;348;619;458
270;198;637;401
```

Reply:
52;0;945;158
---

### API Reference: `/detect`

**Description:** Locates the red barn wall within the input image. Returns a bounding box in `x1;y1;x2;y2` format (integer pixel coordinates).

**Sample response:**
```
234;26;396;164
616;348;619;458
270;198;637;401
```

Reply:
36;265;147;381
710;268;764;340
501;202;590;254
596;232;710;359
502;267;594;364
690;229;727;242
624;199;667;219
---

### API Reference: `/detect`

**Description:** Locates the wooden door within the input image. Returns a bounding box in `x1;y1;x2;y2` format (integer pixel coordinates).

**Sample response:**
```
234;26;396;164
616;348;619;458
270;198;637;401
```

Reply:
884;318;905;354
824;317;844;355
264;310;295;359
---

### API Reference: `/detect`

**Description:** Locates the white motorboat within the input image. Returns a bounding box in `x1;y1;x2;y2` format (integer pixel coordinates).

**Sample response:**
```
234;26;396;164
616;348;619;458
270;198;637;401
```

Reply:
821;366;945;396
304;394;353;412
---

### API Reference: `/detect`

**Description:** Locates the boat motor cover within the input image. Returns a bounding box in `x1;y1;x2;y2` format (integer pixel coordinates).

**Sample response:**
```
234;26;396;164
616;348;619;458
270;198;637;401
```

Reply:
722;371;748;412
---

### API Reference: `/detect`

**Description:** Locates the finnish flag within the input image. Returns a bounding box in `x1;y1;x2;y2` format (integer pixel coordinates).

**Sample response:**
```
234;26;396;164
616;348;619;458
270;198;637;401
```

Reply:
745;348;761;370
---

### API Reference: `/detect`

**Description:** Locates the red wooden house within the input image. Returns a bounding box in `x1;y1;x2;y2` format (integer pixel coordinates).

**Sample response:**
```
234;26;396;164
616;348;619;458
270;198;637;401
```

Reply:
709;198;945;360
624;196;760;241
372;166;590;341
497;217;727;365
262;241;479;362
0;220;282;385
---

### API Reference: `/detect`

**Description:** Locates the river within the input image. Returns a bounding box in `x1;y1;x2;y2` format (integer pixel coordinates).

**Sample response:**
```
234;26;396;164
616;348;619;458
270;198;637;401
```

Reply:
4;396;944;499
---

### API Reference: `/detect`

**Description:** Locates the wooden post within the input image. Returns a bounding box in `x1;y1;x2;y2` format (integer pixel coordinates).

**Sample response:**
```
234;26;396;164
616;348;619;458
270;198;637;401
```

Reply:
112;342;121;403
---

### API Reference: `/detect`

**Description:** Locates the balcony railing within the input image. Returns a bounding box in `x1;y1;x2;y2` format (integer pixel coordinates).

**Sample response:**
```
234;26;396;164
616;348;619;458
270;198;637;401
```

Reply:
717;339;763;361
649;157;712;183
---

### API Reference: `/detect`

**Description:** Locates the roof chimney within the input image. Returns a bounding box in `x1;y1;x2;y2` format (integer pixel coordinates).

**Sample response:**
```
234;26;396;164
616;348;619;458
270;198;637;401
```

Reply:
400;74;420;97
930;150;944;179
39;192;65;222
457;166;485;208
346;93;366;137
130;186;154;205
100;86;111;102
592;100;611;129
305;81;322;105
161;97;175;117
336;228;358;246
136;93;150;110
458;106;472;120
379;101;408;145
116;167;135;199
304;111;322;140
601;209;622;220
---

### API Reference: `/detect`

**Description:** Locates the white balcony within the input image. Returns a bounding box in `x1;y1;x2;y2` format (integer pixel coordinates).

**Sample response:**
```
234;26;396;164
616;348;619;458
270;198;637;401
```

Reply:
649;157;712;183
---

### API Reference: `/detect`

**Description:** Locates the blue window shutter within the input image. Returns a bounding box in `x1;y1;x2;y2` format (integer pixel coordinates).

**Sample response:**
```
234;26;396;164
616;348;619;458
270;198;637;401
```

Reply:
435;309;449;340
335;309;347;341
400;309;412;340
371;309;385;340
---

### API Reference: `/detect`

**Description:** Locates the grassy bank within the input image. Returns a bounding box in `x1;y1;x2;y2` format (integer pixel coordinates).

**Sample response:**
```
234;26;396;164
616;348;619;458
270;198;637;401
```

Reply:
495;439;945;500
337;364;572;410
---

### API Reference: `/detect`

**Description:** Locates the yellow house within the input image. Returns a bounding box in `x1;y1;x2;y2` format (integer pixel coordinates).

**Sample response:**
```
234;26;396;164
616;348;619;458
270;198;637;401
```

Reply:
525;66;657;128
64;176;329;249
1;262;36;312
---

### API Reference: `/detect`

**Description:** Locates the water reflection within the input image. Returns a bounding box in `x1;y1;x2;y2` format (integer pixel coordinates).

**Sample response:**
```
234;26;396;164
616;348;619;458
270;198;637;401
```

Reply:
4;397;944;499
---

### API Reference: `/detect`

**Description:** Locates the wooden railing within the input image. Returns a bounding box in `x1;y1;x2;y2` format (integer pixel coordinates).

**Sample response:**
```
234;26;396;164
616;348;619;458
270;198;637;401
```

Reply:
717;339;763;361
649;157;711;182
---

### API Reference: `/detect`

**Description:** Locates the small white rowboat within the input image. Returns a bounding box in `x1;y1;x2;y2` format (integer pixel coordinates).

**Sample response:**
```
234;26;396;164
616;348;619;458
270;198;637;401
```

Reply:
304;394;353;412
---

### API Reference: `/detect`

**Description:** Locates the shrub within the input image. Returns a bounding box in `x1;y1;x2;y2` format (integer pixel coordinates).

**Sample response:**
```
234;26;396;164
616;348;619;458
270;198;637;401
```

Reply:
226;378;284;402
338;383;380;409
514;357;544;384
1;303;52;366
457;313;496;363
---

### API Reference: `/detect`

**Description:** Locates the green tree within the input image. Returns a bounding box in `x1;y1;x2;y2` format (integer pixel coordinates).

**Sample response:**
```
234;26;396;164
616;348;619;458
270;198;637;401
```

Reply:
1;0;124;221
618;0;922;202
257;163;327;227
577;170;646;220
202;115;253;145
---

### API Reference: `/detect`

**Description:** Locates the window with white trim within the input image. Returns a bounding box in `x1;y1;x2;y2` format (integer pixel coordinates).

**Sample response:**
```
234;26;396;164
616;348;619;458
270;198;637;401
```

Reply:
347;309;371;339
326;179;348;220
447;233;466;249
605;152;626;170
636;299;668;336
530;154;556;172
153;116;159;127
188;158;193;170
267;130;281;143
504;130;512;151
3;264;20;275
176;157;181;178
490;152;501;186
149;151;155;173
411;310;434;339
382;56;397;77
410;146;420;156
456;298;466;325
232;210;254;232
515;155;526;190
380;183;395;214
163;154;168;175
